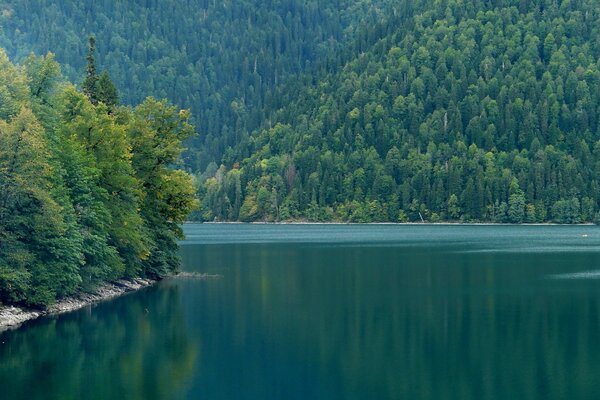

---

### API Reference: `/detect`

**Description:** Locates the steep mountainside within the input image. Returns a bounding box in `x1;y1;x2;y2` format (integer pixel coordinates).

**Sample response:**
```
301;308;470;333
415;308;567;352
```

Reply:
198;0;600;223
0;0;399;170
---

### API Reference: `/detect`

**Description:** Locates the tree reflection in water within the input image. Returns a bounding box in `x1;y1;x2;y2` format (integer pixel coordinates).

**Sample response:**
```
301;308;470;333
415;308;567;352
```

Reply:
0;284;197;400
3;225;600;400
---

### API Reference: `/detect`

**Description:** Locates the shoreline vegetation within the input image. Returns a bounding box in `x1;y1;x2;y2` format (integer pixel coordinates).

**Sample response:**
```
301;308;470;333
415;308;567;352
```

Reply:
195;221;597;226
0;272;223;332
0;41;197;309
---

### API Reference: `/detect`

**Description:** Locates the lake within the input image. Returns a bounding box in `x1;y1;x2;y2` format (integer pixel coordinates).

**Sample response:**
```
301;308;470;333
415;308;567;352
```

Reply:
2;224;600;399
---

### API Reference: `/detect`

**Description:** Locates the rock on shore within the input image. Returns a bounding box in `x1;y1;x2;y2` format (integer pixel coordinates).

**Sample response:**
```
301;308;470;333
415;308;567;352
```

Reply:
0;278;155;332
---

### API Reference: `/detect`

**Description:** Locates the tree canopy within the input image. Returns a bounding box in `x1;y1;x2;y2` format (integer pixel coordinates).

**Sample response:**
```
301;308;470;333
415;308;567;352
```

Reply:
0;50;197;307
0;0;400;170
2;0;600;224
196;0;600;224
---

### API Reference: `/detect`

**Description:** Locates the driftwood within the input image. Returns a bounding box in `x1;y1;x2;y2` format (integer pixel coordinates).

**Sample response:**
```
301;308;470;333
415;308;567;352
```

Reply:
173;272;224;280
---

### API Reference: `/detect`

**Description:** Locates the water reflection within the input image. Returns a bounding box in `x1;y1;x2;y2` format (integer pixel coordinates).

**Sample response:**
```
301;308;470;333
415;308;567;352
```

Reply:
181;237;600;400
0;284;197;400
2;225;600;400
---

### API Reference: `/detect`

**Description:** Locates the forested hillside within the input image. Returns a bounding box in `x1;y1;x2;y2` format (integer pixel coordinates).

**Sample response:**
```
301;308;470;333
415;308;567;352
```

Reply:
198;0;600;223
3;0;599;224
0;47;197;307
0;0;399;170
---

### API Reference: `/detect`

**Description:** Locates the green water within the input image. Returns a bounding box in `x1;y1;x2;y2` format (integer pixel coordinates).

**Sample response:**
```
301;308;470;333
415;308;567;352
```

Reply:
2;224;600;399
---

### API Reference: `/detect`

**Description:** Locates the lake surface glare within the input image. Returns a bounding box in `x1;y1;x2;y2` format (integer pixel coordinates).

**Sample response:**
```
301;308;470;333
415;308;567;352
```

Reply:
2;224;600;399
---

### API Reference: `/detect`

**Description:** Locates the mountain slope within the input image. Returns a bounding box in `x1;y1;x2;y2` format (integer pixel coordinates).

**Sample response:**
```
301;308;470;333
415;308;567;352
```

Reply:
0;0;399;170
198;0;600;223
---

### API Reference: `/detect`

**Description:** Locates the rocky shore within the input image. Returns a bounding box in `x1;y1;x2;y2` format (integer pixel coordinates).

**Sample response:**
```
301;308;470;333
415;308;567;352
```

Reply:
0;278;155;332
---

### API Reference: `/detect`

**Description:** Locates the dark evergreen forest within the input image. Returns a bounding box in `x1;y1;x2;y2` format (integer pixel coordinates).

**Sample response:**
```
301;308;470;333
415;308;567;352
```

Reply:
0;0;398;171
199;0;600;223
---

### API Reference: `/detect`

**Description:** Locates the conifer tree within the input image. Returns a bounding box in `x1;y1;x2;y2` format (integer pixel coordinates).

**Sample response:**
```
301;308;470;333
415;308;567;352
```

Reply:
82;36;98;104
97;70;119;110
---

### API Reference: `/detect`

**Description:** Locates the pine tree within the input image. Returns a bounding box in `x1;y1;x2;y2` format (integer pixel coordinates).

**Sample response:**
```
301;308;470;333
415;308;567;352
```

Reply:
82;36;98;104
97;70;119;110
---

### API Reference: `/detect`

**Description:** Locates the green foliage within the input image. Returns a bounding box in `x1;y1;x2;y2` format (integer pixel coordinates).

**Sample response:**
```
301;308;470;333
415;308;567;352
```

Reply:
0;49;196;307
0;267;30;304
196;0;600;224
551;198;581;224
447;195;460;221
508;194;526;224
82;36;98;104
97;71;119;109
127;98;198;276
0;0;402;171
82;36;119;110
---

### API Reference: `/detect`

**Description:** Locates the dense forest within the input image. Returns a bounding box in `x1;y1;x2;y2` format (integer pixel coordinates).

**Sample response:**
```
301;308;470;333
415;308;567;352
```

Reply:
0;0;399;171
0;43;197;307
2;0;600;225
197;0;600;223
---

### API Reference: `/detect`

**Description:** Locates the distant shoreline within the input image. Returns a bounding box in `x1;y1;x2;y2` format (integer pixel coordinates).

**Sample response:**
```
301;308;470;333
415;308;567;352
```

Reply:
0;278;156;333
187;221;597;226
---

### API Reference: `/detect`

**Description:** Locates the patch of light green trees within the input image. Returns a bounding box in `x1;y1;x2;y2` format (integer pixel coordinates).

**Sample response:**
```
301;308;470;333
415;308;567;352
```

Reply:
0;42;197;307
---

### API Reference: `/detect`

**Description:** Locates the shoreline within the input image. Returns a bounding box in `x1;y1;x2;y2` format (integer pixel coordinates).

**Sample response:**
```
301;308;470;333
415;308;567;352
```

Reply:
0;273;224;332
190;221;597;226
0;278;156;332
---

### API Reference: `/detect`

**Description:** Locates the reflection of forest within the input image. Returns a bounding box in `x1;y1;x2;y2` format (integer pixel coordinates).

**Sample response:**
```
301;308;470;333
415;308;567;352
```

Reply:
193;243;600;400
0;285;197;400
3;241;600;400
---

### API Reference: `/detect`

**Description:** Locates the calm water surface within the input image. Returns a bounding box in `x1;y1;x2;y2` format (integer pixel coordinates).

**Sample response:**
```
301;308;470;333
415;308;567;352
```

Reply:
2;224;600;399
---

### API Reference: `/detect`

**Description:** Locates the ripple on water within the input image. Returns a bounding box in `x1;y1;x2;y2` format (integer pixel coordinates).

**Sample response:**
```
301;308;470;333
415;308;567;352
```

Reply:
548;270;600;280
